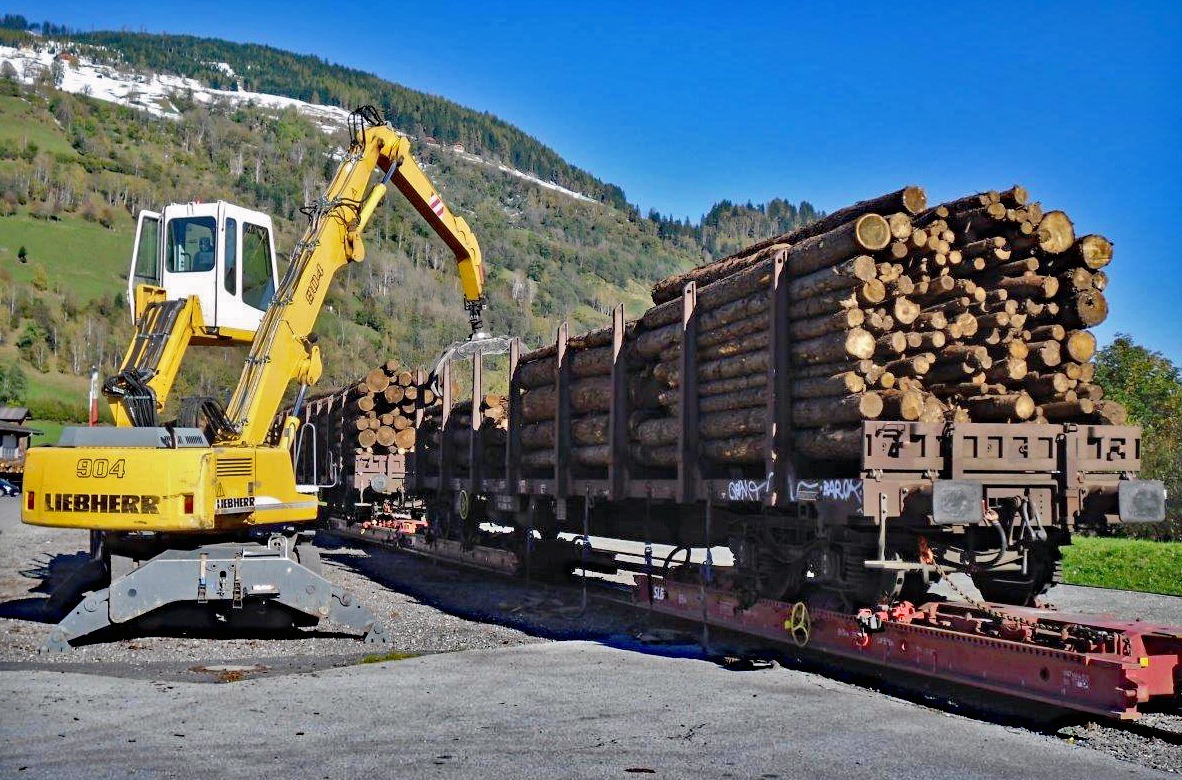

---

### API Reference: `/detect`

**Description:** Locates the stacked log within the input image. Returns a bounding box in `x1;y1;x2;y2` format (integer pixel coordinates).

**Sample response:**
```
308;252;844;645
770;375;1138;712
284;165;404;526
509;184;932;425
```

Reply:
346;360;438;455
416;393;510;475
488;185;1125;471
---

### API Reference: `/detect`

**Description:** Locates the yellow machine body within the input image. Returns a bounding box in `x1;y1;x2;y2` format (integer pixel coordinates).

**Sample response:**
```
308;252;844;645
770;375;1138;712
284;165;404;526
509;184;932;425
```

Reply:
22;443;317;532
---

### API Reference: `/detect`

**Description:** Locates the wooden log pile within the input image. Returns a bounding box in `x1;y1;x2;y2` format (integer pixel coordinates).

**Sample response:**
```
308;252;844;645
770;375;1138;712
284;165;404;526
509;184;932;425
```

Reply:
347;360;438;455
415;393;510;474
506;184;1126;468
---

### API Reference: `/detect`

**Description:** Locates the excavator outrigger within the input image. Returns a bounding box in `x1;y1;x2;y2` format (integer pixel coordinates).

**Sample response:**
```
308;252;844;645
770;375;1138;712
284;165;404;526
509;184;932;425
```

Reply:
23;107;498;650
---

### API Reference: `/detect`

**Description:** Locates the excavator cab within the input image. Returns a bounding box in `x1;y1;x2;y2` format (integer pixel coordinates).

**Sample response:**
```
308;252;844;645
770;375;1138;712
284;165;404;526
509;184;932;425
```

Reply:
129;201;278;337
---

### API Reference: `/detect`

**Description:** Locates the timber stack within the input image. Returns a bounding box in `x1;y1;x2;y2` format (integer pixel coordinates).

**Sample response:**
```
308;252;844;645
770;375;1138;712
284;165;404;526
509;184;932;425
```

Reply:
509;184;1125;466
416;393;510;476
347;360;438;455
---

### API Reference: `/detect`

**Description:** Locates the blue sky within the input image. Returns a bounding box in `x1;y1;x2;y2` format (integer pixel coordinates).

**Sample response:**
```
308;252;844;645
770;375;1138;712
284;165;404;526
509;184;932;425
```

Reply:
16;1;1182;361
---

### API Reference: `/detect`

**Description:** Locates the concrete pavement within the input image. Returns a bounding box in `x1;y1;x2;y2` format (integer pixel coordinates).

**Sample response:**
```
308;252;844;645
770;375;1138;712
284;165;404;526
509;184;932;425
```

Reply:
1;640;1169;779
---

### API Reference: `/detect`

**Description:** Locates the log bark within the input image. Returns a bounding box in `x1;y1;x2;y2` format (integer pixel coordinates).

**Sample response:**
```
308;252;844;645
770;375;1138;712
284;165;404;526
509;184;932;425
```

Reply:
634;296;771;359
648;243;788;306
1040;399;1095;420
880;389;925;420
1022;373;1072;399
700;306;774;347
876;331;908;356
962;393;1036;421
643;257;776;329
793;327;875;364
792;372;867;398
884;355;932;378
645;373;763;408
703;436;765;464
655;188;922;293
521;376;614;422
522;445;612;469
790;308;866;341
998;274;1060;300
1094;400;1128;425
985;357;1028;382
795;427;862;461
521;321;634;362
793;392;883;427
699;387;769;414
700;407;770;439
785;214;893;278
1027;340;1062;370
788;255;879;300
654;349;770;387
517;345;614;388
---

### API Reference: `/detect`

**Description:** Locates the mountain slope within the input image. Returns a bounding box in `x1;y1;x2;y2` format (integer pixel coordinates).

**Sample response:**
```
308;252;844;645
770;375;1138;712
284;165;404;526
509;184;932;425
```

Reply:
0;25;817;421
65;30;631;210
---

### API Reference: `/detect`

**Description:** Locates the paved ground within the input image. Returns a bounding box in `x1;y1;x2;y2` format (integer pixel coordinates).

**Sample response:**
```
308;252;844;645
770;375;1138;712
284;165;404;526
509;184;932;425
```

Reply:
0;497;1178;777
2;641;1174;779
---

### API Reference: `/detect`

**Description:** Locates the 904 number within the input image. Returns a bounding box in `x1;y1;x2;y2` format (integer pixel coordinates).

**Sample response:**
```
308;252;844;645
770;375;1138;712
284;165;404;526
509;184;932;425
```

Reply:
75;458;127;479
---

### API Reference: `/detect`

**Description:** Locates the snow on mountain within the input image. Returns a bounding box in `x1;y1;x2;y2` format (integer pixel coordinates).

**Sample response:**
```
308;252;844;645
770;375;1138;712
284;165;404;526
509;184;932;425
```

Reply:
0;42;595;204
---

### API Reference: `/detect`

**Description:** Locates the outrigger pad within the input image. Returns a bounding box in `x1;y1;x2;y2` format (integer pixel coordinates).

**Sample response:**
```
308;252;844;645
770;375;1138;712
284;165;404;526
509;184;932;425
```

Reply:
41;542;390;652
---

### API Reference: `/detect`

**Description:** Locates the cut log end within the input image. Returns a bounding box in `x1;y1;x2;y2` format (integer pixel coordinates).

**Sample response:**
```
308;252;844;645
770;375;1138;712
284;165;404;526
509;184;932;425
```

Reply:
902;185;927;215
1077;234;1113;270
1038;210;1076;254
854;213;892;251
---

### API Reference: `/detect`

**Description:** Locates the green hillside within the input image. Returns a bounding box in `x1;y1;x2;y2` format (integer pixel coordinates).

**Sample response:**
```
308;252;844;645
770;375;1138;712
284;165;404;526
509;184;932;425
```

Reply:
0;26;818;425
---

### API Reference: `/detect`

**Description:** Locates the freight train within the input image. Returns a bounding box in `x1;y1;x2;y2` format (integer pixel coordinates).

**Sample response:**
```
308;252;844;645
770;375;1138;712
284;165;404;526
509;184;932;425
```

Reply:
299;320;1162;609
298;187;1166;609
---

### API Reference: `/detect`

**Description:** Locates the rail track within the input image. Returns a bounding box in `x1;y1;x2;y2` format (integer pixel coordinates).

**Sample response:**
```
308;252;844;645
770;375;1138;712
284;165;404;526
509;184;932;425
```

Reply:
322;517;1182;739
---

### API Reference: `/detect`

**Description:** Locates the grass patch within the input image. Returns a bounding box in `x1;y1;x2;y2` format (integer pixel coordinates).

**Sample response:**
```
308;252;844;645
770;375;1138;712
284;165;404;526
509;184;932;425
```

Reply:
26;418;67;446
1061;536;1182;596
0;211;132;300
359;649;418;664
0;94;79;159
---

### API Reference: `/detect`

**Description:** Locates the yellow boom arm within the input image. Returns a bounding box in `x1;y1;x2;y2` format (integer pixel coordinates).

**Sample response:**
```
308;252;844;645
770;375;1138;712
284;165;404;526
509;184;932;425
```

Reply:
221;119;484;446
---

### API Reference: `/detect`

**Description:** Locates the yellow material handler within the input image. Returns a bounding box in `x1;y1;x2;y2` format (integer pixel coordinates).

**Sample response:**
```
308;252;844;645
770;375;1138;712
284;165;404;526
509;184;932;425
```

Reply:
22;107;499;650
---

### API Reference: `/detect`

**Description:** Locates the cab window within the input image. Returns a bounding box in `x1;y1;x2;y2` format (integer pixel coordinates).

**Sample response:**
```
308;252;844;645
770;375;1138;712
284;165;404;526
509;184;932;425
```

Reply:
133;214;159;284
223;217;238;295
242;223;274;310
166;216;217;273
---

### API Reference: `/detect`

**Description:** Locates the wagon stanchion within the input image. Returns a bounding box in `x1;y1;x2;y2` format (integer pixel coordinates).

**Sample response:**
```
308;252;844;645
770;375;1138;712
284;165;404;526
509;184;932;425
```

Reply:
643;492;655;617
579;491;592;615
524;496;536;583
701;495;713;653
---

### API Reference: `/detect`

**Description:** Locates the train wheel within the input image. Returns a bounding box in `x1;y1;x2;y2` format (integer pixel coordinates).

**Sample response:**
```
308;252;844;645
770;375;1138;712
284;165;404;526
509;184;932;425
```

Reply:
757;562;807;602
850;567;906;606
971;542;1058;606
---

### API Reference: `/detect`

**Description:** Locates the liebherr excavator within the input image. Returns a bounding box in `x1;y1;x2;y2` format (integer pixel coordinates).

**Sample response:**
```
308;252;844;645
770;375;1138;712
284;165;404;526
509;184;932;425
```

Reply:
23;107;499;650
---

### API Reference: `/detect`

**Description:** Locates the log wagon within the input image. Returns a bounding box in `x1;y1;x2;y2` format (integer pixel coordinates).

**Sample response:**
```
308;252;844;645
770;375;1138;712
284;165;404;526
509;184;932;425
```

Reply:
405;185;1165;607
